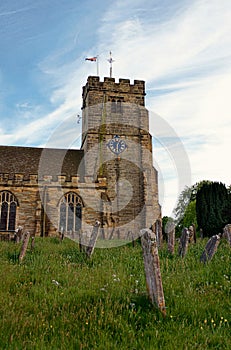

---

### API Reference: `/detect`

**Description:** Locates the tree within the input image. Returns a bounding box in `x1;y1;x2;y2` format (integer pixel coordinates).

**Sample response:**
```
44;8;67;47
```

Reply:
173;181;211;235
173;186;192;225
182;200;197;229
196;182;230;237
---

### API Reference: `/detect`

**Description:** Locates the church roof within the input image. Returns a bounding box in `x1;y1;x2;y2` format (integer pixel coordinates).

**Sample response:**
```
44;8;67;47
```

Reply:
0;145;84;181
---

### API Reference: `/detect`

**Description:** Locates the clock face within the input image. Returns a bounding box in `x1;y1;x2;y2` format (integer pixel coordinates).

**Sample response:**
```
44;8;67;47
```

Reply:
107;135;127;155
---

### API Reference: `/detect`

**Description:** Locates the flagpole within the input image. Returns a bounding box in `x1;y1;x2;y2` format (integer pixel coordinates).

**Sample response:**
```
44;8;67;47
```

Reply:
109;51;112;78
85;56;98;75
107;51;114;78
97;55;99;76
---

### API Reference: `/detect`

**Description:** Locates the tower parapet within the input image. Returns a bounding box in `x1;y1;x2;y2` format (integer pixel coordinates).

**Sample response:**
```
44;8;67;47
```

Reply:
82;76;145;108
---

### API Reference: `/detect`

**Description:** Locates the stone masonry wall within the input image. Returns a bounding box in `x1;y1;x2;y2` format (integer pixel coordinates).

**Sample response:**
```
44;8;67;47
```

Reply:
0;174;107;236
81;76;161;239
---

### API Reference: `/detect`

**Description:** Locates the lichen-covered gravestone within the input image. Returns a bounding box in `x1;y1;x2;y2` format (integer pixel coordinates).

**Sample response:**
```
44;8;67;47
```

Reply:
188;224;196;243
86;220;101;258
19;231;30;262
223;224;231;246
167;222;175;255
178;228;189;257
141;229;166;316
200;234;221;263
14;226;23;243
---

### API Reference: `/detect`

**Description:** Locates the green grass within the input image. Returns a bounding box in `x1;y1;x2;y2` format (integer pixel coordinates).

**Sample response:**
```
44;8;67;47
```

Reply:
0;237;230;349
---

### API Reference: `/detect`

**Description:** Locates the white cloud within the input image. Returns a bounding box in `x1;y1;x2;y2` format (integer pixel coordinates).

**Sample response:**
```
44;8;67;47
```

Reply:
1;0;231;215
95;0;231;215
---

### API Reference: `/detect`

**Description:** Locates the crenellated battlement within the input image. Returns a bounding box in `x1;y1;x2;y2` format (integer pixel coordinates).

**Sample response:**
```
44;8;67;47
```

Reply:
0;173;106;189
82;76;145;108
85;76;145;91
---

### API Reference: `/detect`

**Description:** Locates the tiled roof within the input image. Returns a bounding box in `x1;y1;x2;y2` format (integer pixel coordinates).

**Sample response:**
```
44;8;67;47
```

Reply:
0;145;84;181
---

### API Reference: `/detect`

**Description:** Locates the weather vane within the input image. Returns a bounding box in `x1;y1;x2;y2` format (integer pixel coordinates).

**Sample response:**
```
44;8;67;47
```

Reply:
107;51;115;78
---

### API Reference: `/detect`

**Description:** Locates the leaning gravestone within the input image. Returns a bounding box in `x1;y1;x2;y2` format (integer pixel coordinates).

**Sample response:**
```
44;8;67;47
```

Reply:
178;228;189;257
188;224;196;244
86;220;101;258
141;229;166;317
31;236;35;251
14;226;23;243
223;224;231;247
19;231;30;262
166;222;175;255
200;234;221;263
152;219;162;248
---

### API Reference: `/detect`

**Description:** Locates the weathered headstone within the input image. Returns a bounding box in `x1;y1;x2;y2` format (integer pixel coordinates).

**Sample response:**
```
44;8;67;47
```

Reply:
31;236;35;251
141;228;166;317
59;227;64;241
86;220;100;258
167;222;175;255
78;230;83;252
152;219;162;248
168;230;175;254
223;224;231;246
19;231;30;262
188;224;196;243
178;228;189;257
200;234;221;263
14;226;23;243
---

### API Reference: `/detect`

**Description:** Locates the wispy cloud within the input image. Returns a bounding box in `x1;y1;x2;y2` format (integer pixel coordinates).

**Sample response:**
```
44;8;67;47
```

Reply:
1;0;231;215
0;4;34;17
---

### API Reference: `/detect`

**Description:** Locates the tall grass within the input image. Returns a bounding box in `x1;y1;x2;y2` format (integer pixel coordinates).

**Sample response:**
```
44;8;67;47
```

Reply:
0;237;230;349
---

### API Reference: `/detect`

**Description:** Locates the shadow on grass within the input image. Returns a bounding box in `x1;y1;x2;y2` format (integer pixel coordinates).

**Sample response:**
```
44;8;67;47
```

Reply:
7;251;19;264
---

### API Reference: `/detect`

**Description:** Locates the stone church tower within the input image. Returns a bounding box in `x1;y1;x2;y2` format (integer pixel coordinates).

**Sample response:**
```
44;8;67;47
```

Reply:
0;76;160;242
80;76;161;239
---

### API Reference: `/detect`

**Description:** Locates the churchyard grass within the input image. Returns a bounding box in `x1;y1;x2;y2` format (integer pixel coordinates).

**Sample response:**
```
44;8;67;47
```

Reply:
0;237;230;349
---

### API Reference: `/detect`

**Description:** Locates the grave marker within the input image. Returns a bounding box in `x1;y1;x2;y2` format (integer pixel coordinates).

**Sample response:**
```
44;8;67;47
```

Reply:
167;222;175;255
200;234;221;263
141;228;166;316
86;220;100;258
178;228;189;257
19;231;30;262
223;224;231;246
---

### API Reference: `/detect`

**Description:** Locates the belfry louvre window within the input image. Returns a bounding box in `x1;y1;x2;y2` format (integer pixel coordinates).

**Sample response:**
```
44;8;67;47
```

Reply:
59;193;82;233
111;99;123;114
0;191;18;231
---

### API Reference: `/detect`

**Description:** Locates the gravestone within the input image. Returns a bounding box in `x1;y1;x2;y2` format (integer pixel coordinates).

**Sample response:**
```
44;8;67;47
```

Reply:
188;224;196;243
86;220;101;258
141;228;166;316
200;234;221;263
223;224;231;246
167;222;175;255
14;226;23;243
31;236;35;251
19;231;30;262
178;228;189;257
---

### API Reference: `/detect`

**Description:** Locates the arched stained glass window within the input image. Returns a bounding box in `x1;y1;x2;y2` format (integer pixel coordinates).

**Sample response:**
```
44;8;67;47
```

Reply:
59;193;82;233
0;191;18;231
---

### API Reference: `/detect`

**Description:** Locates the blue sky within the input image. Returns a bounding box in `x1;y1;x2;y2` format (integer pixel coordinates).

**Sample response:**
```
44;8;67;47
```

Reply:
1;0;231;216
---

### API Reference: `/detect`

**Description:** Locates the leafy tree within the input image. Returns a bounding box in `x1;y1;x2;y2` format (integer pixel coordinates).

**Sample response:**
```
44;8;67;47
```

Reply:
174;181;211;235
173;186;192;224
196;182;230;236
182;200;197;229
174;181;212;223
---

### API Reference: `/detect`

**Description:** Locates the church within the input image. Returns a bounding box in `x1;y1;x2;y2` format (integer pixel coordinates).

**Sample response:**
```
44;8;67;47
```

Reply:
0;76;161;241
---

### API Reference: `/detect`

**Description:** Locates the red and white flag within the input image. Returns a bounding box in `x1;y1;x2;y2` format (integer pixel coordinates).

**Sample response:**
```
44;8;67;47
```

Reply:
85;57;97;62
